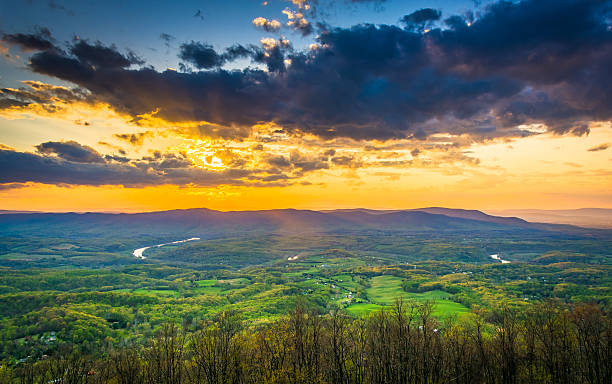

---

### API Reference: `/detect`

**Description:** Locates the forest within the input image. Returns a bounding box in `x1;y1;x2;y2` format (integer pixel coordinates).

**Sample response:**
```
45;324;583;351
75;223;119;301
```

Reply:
2;300;610;384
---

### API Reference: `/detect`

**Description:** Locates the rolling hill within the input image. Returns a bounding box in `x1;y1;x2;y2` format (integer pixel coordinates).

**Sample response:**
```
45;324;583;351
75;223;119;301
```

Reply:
0;207;602;239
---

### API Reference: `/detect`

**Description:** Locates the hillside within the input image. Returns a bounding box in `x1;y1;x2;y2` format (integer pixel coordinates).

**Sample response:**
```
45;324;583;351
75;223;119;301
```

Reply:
0;207;594;238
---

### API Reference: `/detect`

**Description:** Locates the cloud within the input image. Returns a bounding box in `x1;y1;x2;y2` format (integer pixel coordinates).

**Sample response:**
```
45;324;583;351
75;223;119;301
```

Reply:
0;139;345;188
0;81;90;114
178;41;276;70
179;41;224;69
35;140;105;163
11;0;612;143
0;182;29;191
587;143;610;152
251;37;293;72
114;131;154;146
288;0;310;10
70;40;143;68
0;42;9;59
0;145;253;187
400;8;441;32
265;149;329;175
48;0;75;16
331;155;362;168
160;33;176;47
0;98;30;109
253;17;282;32
1;28;55;52
222;44;255;62
283;8;313;36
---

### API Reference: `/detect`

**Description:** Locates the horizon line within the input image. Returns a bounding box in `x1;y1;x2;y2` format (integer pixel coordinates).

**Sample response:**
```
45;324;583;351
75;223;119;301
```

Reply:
1;206;610;215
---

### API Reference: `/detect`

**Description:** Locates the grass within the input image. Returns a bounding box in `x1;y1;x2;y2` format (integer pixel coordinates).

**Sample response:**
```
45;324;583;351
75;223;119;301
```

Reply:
193;278;249;295
365;275;469;318
132;288;179;297
195;279;216;287
344;303;382;316
194;279;223;294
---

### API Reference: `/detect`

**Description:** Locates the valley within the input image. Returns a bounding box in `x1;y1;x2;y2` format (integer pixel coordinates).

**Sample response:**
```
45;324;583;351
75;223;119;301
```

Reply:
0;208;610;364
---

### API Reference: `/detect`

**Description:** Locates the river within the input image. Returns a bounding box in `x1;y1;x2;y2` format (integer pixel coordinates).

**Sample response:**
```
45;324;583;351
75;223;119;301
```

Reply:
133;237;200;259
490;254;510;264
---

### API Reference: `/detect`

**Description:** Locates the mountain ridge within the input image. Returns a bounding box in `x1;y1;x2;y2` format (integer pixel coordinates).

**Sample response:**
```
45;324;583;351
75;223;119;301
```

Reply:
0;207;606;238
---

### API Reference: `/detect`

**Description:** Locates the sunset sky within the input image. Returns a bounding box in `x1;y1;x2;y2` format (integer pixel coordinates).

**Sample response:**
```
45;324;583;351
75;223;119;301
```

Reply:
0;0;611;212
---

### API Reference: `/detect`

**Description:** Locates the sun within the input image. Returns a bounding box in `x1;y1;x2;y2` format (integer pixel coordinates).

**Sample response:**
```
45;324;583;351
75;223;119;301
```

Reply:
185;139;228;171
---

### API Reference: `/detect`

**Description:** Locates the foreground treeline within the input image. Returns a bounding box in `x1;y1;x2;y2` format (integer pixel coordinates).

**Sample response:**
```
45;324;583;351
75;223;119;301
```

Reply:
3;300;611;384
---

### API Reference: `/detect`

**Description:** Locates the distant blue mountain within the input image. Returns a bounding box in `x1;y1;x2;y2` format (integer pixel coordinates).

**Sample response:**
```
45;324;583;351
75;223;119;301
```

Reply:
0;207;602;238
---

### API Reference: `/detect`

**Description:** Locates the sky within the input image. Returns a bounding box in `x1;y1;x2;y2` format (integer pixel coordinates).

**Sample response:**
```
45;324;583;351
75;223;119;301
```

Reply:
0;0;611;212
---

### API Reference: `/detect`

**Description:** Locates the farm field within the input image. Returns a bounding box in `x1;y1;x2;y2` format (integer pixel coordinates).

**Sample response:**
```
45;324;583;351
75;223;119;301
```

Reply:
362;275;469;317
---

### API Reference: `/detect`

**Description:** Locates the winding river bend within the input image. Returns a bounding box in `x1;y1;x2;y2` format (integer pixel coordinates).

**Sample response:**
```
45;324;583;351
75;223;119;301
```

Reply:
490;254;510;264
133;238;200;259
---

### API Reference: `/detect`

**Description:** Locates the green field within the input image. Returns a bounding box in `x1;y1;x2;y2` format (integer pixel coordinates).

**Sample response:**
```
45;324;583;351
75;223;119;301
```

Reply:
344;302;382;316
363;275;469;318
132;288;179;297
194;279;224;294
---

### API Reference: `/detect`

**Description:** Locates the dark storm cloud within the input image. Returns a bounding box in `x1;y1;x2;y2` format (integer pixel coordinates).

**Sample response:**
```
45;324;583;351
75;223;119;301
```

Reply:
35;140;105;163
178;41;287;71
179;41;224;69
251;39;293;72
428;0;612;136
400;8;441;32
1;29;54;52
27;40;282;128
70;40;143;68
22;40;143;83
18;0;612;141
29;50;94;83
280;23;522;139
223;44;254;61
